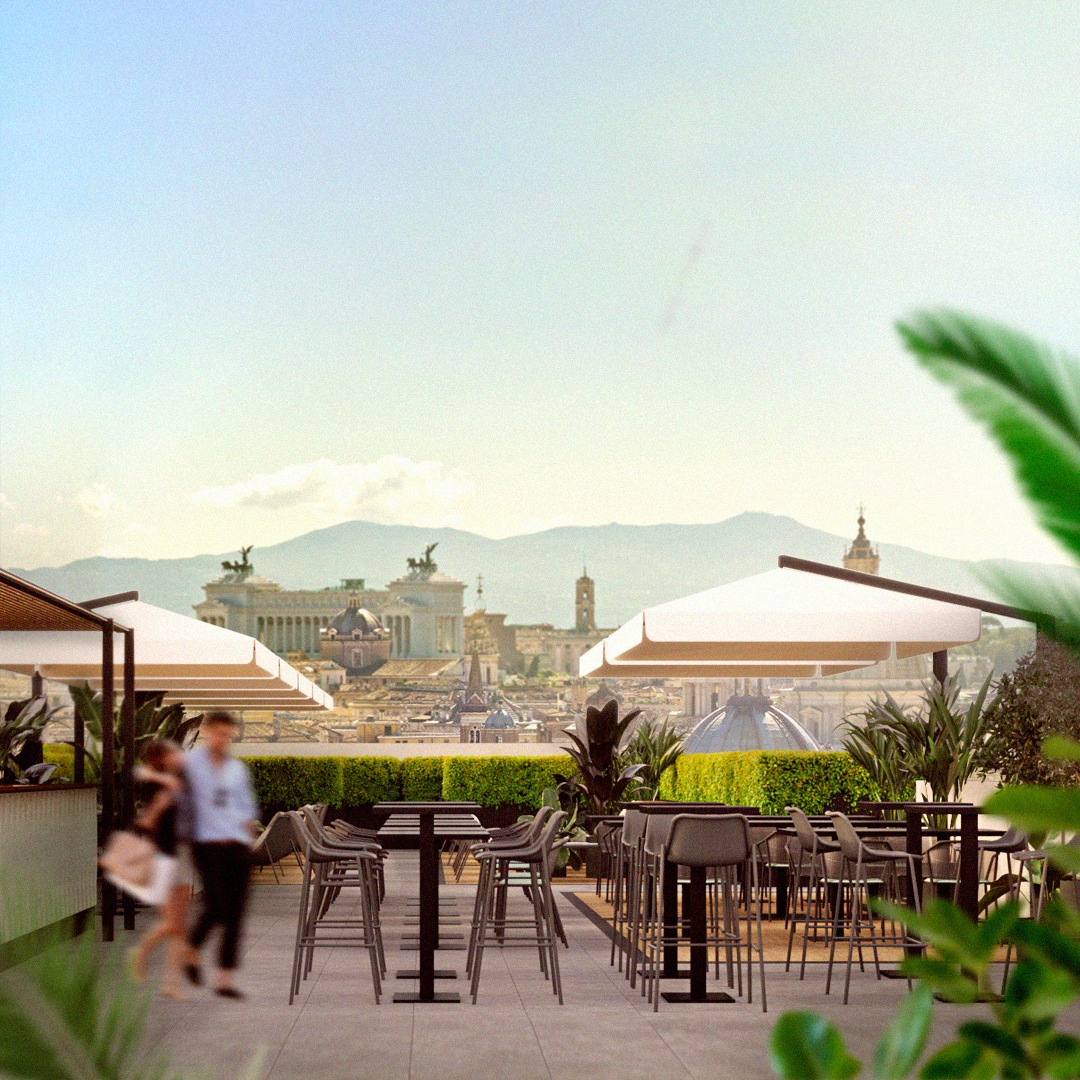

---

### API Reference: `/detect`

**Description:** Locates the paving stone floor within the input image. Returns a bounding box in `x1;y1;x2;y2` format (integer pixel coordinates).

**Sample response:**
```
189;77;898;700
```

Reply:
89;854;1080;1079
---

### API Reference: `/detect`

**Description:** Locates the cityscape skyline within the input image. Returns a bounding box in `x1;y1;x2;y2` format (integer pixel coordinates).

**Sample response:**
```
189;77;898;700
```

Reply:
4;5;1080;570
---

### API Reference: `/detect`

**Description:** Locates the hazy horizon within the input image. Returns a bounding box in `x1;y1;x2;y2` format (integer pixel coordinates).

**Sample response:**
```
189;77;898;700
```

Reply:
4;4;1079;570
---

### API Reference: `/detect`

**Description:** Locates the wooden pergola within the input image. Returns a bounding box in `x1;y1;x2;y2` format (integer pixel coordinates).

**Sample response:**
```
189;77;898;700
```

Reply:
0;569;135;941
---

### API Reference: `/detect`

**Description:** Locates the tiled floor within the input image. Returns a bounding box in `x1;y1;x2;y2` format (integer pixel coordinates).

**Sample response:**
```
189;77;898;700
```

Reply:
80;855;1080;1078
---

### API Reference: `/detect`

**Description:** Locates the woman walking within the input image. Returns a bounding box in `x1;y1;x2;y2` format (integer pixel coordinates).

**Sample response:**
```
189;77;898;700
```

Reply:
127;738;193;999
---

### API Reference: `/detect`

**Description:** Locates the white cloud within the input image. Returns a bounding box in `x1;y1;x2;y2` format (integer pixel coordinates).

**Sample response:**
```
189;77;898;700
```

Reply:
189;456;473;525
75;482;119;518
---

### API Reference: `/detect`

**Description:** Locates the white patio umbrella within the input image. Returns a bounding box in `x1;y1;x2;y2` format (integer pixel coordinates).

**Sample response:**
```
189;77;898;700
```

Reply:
0;596;333;710
579;565;982;678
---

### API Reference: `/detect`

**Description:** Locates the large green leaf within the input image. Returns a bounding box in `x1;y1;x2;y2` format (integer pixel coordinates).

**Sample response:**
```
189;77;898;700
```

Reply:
769;1012;862;1080
872;986;932;1080
897;310;1080;563
982;786;1080;834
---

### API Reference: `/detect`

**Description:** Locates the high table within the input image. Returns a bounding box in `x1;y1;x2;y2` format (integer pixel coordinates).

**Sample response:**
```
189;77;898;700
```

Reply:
375;801;487;1003
632;803;759;1004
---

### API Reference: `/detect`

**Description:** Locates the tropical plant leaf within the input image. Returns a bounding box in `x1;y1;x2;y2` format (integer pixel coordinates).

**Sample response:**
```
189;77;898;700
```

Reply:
897;310;1080;563
769;1011;861;1080
872;985;932;1080
982;786;1080;834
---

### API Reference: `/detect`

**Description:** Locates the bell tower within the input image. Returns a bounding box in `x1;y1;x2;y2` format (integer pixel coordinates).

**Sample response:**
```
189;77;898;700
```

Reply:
843;506;880;575
575;566;596;632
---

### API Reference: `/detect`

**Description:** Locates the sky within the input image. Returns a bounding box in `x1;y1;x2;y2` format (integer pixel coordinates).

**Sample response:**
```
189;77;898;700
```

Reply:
2;2;1080;570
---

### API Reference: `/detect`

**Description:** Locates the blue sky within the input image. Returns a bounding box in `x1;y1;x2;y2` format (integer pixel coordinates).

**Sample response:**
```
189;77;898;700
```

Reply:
3;3;1080;568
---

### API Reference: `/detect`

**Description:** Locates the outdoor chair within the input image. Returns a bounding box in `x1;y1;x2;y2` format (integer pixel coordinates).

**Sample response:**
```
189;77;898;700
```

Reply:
250;810;302;883
594;820;622;902
301;806;387;919
785;806;842;979
641;813;767;1012
468;810;567;1004
611;808;646;983
285;811;384;1005
825;812;925;1005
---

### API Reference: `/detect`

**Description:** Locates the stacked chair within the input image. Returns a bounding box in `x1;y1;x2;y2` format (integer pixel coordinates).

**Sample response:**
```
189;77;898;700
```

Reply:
466;808;566;1004
286;809;386;1004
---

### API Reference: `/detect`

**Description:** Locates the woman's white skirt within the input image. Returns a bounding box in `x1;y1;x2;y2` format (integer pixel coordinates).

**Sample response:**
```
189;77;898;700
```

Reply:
106;852;178;908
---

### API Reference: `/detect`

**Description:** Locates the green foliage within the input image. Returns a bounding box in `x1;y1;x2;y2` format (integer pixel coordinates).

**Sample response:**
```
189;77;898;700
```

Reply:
664;751;878;814
981;645;1080;787
769;1012;862;1079
66;687;201;820
841;718;917;807
848;675;993;805
620;717;685;800
442;756;567;807
244;756;343;809
519;787;588;870
400;756;444;801
771;739;1080;1080
0;922;257;1079
42;743;98;783
341;756;400;805
560;699;645;814
0;698;57;781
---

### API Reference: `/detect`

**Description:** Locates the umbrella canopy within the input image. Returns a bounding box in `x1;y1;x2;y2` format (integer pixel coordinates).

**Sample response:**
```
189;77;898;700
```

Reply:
579;566;982;678
0;597;333;711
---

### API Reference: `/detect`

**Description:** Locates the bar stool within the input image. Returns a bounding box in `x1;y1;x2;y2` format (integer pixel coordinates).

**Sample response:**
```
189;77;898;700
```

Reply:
468;811;566;1004
825;812;925;1005
642;813;766;1012
286;812;383;1005
611;808;646;979
785;806;842;979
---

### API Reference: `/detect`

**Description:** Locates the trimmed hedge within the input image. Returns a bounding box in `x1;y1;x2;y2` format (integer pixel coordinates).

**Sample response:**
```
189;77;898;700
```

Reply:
658;751;878;814
400;757;444;802
245;756;344;809
342;757;400;805
441;756;566;808
43;743;86;782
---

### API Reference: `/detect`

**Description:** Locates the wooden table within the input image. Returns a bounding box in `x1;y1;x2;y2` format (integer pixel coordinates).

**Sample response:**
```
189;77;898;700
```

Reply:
375;801;487;1003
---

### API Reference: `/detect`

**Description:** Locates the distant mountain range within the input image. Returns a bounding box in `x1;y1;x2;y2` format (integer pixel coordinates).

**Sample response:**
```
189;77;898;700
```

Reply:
8;513;1074;627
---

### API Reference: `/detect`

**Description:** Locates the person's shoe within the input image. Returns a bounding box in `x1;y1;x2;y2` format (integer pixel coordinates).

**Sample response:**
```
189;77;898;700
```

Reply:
183;963;202;986
214;987;245;1001
160;986;188;1002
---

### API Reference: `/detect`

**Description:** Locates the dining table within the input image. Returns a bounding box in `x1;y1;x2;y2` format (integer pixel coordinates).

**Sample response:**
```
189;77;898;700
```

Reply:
375;801;488;1003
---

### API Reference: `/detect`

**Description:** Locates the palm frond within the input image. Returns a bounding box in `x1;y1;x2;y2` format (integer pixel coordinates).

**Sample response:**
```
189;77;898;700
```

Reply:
898;309;1080;564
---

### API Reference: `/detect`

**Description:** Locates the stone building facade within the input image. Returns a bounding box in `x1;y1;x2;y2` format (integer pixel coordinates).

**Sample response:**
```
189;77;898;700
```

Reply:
194;549;465;661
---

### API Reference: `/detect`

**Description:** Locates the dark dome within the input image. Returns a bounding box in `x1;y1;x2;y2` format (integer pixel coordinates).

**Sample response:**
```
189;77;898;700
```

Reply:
685;694;822;753
484;707;516;730
328;601;383;638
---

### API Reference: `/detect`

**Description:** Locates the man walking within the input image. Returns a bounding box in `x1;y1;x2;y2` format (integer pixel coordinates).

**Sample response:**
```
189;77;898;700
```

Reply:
184;710;259;998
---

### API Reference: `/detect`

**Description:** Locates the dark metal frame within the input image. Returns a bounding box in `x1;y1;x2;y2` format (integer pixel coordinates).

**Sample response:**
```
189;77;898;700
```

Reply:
0;571;138;942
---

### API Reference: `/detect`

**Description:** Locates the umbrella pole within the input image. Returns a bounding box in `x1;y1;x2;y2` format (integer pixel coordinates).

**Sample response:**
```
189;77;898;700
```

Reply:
121;629;136;931
100;621;116;943
932;649;947;687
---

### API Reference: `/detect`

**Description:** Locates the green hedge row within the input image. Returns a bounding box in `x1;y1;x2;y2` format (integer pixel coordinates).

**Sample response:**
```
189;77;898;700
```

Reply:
238;754;570;809
658;751;878;814
442;756;566;808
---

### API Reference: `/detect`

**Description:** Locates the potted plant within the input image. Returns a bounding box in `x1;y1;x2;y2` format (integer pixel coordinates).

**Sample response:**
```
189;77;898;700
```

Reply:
558;699;645;827
0;697;56;783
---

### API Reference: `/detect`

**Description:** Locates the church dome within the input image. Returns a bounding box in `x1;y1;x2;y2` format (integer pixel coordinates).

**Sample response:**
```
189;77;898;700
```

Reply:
328;599;384;639
685;694;822;753
484;707;517;730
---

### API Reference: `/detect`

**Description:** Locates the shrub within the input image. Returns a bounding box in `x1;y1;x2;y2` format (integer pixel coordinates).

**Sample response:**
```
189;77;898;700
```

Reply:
442;756;568;808
244;756;344;809
341;757;400;806
43;742;100;783
661;751;878;814
400;757;444;801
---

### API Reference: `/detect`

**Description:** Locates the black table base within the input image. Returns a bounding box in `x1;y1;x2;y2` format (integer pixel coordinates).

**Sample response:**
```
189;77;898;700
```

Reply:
661;991;736;1004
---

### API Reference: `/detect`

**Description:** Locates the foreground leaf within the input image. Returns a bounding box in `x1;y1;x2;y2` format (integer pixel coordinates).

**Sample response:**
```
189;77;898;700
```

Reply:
770;1012;861;1080
872;985;932;1080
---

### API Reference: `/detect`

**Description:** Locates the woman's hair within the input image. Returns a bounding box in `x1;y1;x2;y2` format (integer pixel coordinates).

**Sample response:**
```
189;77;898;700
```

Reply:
141;737;180;771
